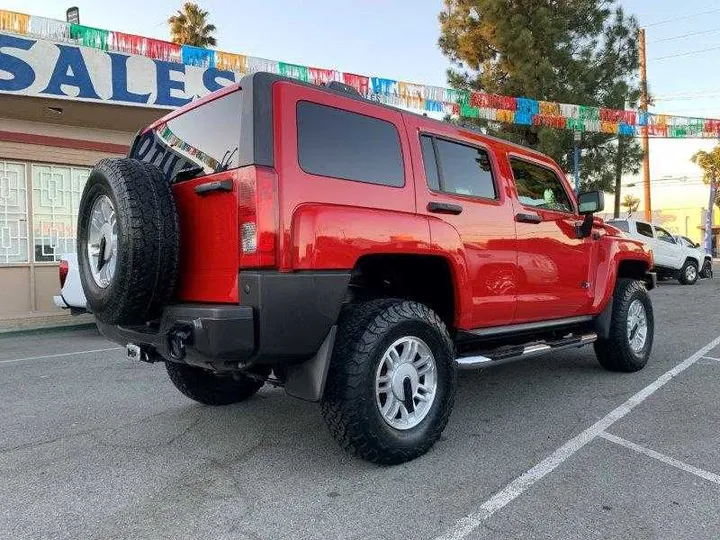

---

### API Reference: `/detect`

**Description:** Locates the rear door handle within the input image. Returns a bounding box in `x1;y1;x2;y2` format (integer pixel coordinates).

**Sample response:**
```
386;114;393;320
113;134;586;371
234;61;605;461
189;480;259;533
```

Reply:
427;201;463;215
515;212;542;224
194;178;233;195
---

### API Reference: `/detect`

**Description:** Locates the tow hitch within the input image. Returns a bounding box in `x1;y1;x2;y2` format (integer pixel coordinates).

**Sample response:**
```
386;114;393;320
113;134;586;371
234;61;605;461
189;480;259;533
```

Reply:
126;343;156;363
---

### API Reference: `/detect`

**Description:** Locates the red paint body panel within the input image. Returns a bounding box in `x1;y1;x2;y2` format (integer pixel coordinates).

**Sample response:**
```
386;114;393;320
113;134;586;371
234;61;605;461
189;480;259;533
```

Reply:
402;114;519;328
171;170;240;303
273;82;417;272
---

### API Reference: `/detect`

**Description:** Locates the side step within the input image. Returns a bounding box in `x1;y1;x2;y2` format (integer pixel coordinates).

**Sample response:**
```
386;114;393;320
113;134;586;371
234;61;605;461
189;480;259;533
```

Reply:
455;332;597;370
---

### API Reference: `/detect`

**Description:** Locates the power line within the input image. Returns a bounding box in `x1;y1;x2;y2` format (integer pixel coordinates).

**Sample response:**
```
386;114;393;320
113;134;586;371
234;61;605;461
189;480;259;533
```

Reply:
648;27;720;43
654;94;720;101
645;8;720;27
649;44;720;61
649;29;720;44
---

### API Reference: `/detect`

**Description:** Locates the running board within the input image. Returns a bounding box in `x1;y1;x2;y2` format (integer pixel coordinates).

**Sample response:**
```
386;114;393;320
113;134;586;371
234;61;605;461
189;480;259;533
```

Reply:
455;332;597;370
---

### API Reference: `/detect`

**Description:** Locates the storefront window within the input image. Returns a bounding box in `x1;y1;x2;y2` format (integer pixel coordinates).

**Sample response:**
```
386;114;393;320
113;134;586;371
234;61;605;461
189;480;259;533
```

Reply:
0;160;29;264
31;165;90;262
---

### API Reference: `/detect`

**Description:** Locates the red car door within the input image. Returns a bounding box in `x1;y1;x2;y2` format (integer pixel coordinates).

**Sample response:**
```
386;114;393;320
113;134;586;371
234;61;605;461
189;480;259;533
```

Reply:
404;116;519;329
505;152;595;322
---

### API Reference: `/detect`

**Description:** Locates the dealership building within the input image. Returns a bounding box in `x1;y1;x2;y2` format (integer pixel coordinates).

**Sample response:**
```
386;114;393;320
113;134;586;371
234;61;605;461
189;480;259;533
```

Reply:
0;11;242;325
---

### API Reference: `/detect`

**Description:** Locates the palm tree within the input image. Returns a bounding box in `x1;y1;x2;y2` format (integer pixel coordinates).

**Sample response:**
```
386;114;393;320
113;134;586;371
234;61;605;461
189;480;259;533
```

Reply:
621;194;640;217
168;3;217;47
691;145;720;254
690;146;720;206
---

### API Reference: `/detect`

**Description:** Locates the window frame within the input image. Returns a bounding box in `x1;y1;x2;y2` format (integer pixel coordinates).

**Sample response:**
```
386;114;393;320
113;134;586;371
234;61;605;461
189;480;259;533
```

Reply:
296;100;406;188
507;153;577;216
654;226;676;244
635;221;654;238
419;132;500;202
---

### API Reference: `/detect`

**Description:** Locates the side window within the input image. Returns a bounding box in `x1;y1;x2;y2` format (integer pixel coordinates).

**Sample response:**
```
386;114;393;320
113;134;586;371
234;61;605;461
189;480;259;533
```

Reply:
510;158;573;213
611;220;629;232
636;222;654;238
420;136;496;198
420;135;440;191
655;227;676;244
297;101;404;187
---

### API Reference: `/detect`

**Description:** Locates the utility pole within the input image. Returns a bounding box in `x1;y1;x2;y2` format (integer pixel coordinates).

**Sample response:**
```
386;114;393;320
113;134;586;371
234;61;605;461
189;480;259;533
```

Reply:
613;137;624;218
639;28;652;221
573;131;581;193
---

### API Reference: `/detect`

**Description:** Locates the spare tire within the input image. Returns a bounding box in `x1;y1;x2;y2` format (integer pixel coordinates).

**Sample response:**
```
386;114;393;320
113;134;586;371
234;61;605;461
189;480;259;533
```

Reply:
77;158;180;325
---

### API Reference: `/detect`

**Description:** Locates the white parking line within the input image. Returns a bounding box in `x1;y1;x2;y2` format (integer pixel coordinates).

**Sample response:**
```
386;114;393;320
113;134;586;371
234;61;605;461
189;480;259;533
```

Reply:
702;356;720;362
599;432;720;485
433;333;720;540
0;347;122;365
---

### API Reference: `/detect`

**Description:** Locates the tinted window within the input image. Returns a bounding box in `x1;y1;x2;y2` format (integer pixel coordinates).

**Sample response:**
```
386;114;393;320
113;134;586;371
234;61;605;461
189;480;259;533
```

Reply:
135;89;242;178
297;102;404;187
433;138;496;198
655;227;676;243
636;222;654;238
510;158;573;213
611;220;629;232
420;135;440;191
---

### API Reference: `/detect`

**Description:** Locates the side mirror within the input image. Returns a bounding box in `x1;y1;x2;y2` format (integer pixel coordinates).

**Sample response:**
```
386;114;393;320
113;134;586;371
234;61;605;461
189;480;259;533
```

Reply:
577;190;605;215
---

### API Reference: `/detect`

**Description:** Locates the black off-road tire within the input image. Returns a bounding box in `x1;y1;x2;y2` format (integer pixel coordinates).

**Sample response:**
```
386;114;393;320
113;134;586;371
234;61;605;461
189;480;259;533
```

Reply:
594;279;654;372
77;158;179;324
321;299;456;465
166;362;264;406
678;259;699;285
701;259;713;279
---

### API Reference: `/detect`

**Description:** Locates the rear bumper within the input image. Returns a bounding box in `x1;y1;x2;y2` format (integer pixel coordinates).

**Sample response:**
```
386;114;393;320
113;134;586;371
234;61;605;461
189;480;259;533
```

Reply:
97;270;350;369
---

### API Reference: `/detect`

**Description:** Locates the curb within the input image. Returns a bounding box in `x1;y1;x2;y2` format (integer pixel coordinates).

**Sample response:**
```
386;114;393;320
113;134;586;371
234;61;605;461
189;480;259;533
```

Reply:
0;322;98;338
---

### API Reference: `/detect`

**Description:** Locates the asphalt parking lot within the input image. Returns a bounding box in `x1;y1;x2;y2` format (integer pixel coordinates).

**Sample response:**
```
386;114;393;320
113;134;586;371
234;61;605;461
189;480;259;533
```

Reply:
1;272;719;540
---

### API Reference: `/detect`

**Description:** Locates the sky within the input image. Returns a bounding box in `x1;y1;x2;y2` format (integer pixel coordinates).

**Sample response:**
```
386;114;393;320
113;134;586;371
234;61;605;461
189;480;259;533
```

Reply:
3;0;720;210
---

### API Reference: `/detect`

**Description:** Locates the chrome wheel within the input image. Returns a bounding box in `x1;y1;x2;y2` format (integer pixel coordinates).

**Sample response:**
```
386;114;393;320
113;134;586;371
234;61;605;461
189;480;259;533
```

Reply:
685;264;697;282
87;194;118;288
627;299;648;353
375;336;437;430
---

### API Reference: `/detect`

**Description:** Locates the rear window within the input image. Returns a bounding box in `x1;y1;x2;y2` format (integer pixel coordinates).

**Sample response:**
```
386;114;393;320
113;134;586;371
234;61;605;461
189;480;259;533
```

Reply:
636;222;654;238
134;90;242;178
297;101;404;187
611;220;629;232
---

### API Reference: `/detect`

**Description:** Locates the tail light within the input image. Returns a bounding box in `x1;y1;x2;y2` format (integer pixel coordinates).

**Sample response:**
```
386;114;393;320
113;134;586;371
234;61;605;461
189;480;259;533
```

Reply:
59;259;69;288
238;166;278;268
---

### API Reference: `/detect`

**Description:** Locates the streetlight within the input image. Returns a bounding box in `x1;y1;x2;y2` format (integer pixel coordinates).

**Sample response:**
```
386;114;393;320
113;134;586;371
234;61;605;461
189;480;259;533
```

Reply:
66;7;80;24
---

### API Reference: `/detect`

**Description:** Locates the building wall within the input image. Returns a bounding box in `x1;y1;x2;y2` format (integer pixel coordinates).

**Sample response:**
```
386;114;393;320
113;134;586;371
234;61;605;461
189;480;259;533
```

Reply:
0;118;132;320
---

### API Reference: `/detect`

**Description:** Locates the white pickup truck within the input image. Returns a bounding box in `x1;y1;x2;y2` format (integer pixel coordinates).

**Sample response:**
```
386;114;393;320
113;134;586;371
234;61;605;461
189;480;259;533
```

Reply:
608;219;713;285
53;253;89;313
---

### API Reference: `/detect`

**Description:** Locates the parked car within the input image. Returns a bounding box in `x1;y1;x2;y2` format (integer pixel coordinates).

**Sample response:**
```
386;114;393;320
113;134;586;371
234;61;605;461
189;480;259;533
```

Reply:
74;72;656;464
674;235;713;279
608;218;707;285
53;253;88;314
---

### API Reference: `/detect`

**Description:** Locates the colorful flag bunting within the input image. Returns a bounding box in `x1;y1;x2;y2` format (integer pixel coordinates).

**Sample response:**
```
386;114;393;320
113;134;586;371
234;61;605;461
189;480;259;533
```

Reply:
6;7;720;139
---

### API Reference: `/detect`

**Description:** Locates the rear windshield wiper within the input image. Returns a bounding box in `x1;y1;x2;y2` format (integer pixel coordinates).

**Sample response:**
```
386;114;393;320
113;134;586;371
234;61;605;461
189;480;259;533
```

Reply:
172;166;204;183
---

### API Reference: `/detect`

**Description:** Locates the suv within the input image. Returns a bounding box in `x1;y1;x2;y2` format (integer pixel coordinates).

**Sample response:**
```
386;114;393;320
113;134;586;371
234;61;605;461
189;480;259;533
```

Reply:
609;218;711;284
76;73;656;464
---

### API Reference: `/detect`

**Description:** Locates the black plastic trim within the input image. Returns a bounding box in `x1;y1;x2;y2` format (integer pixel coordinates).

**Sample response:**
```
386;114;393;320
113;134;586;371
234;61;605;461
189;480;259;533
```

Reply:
240;270;351;361
468;315;593;338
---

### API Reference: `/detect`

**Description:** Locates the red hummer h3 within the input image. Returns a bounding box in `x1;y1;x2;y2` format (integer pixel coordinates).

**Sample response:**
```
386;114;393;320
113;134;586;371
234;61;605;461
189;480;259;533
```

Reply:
77;73;656;464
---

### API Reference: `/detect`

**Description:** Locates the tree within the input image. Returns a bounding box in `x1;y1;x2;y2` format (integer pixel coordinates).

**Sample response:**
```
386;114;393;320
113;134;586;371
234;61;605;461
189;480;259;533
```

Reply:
168;2;217;47
690;146;720;206
690;145;720;254
621;194;640;216
438;0;643;193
